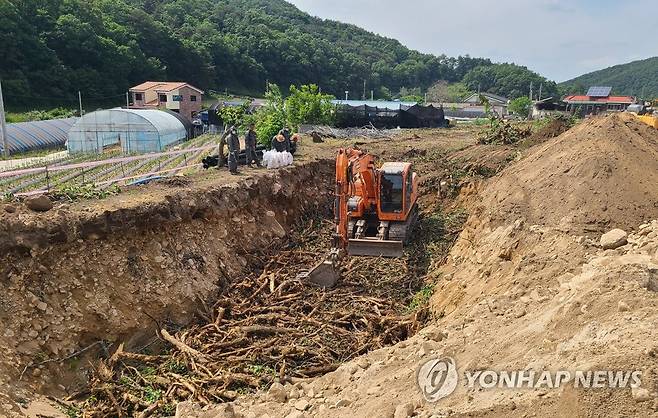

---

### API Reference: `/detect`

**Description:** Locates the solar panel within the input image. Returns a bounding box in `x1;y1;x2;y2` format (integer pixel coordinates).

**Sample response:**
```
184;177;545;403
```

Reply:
587;86;612;97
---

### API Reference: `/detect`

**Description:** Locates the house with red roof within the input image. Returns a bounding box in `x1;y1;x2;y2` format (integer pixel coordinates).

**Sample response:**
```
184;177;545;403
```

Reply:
563;86;635;116
129;81;204;122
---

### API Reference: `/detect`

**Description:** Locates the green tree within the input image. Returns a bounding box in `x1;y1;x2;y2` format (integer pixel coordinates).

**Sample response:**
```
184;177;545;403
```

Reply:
462;63;558;99
285;84;335;128
509;96;532;118
427;81;473;103
251;83;286;145
446;83;472;102
218;100;251;127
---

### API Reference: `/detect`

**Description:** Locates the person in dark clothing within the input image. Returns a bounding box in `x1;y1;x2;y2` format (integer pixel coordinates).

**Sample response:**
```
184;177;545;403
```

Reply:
282;127;291;143
226;126;240;174
281;127;299;154
271;133;289;153
244;123;261;167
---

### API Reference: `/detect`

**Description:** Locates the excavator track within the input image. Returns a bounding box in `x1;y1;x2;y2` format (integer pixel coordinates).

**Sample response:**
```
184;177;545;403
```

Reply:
347;205;419;257
388;204;419;244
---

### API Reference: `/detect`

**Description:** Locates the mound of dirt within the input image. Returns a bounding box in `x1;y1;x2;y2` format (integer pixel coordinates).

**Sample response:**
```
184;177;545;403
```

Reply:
532;117;572;141
485;113;658;235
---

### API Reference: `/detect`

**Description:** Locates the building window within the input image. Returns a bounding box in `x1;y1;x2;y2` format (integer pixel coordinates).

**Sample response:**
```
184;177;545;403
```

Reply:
191;95;197;102
173;95;183;102
159;94;167;103
135;93;143;101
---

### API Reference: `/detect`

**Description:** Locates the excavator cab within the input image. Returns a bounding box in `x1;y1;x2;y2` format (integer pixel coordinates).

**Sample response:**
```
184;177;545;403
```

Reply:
347;162;418;257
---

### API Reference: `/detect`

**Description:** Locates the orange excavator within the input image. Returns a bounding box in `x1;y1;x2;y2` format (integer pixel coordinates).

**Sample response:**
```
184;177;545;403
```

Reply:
304;148;419;287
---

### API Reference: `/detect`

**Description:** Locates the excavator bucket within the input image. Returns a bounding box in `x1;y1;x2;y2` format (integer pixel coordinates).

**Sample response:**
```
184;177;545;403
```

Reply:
348;238;404;258
301;258;340;288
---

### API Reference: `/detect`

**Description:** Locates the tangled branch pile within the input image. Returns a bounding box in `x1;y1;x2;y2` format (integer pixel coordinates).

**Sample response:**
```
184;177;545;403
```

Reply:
478;119;532;145
72;219;434;417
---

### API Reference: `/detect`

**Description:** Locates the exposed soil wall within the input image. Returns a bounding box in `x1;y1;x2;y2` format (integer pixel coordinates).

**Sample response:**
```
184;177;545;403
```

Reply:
0;161;333;402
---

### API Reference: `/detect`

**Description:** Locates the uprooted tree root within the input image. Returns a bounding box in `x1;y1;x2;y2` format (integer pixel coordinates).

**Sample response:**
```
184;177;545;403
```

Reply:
66;211;464;417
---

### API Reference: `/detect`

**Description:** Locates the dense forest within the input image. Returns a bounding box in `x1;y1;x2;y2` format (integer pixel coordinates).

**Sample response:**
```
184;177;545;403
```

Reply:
560;57;658;98
1;0;558;108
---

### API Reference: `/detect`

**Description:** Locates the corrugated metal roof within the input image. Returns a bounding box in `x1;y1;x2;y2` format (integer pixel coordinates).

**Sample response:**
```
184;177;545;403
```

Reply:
0;117;77;154
331;100;417;111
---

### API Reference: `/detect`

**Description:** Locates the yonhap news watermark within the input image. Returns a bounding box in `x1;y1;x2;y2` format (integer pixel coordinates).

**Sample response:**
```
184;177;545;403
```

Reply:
417;356;644;403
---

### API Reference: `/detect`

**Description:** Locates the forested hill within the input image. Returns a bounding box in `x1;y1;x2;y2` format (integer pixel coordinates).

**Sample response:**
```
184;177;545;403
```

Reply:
560;57;658;98
0;0;557;107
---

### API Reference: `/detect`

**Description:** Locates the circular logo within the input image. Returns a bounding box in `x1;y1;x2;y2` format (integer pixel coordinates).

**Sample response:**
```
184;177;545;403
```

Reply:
416;357;459;402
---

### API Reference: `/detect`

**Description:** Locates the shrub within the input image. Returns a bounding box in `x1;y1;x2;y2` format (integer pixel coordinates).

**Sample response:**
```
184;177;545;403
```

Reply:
251;84;287;146
285;84;334;128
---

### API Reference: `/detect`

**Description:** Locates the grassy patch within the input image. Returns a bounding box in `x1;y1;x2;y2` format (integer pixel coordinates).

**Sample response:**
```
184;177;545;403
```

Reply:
407;284;434;312
6;108;76;123
59;404;82;418
247;363;276;377
143;386;161;404
0;147;66;161
52;183;121;201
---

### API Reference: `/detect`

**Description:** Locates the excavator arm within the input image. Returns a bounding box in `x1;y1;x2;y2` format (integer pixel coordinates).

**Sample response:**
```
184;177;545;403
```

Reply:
305;148;377;287
333;148;377;250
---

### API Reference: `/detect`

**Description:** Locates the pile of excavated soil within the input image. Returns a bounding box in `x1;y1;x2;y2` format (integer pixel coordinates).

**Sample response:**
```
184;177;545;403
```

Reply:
530;117;572;142
485;113;658;235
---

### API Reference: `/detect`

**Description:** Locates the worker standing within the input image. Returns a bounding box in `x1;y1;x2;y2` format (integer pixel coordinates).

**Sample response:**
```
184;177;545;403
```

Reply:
215;128;230;169
226;125;240;174
244;123;261;168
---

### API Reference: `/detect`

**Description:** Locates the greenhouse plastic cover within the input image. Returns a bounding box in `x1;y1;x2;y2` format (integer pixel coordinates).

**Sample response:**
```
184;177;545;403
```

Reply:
68;109;187;154
0;117;78;154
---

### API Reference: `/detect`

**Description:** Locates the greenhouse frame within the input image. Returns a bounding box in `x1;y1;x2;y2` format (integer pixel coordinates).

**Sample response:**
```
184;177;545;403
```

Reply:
67;109;187;154
0;117;77;155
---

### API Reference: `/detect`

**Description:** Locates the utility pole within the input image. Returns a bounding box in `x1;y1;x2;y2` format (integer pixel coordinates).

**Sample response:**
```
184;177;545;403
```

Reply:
529;82;533;101
371;90;374;101
363;79;366;100
538;83;543;101
0;80;8;158
126;92;130;109
78;91;83;117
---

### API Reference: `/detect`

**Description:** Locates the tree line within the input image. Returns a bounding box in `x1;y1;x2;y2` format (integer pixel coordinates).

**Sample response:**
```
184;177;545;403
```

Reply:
0;0;560;108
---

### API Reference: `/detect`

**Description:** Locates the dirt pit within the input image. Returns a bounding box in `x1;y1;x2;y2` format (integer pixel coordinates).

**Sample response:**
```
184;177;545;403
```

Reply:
71;207;466;417
0;127;489;417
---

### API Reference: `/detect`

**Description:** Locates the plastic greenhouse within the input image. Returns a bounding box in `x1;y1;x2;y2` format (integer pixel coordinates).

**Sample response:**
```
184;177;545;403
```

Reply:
0;117;77;155
67;109;187;154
